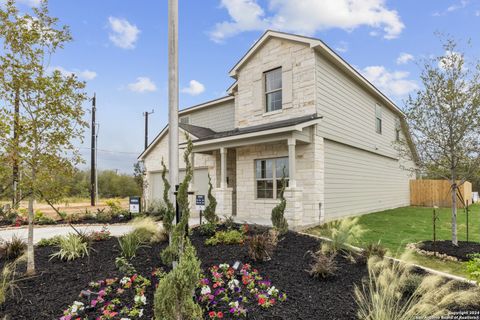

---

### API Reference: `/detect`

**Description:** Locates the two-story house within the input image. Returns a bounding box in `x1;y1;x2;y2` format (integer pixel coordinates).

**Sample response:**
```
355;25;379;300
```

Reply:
138;30;417;229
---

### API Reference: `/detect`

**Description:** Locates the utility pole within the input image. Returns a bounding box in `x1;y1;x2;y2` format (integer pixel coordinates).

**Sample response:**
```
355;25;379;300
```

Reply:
90;93;96;207
143;110;154;150
95;123;100;204
168;0;179;222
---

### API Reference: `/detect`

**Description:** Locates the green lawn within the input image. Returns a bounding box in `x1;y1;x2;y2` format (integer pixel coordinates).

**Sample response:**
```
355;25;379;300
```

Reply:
306;205;480;278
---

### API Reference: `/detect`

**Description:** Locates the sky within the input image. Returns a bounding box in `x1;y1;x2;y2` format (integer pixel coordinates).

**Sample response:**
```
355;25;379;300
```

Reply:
7;0;480;173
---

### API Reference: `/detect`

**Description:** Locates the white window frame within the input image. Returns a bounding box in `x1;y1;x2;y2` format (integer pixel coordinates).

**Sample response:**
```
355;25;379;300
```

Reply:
375;104;382;134
180;116;190;124
255;157;289;199
265;67;282;113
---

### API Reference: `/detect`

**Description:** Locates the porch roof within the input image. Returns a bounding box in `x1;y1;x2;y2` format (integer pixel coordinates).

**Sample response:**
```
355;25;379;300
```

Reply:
186;113;322;152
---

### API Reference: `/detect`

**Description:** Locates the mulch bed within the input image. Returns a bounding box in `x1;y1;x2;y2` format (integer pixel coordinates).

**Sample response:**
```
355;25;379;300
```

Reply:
0;216;133;228
0;226;478;320
418;240;480;261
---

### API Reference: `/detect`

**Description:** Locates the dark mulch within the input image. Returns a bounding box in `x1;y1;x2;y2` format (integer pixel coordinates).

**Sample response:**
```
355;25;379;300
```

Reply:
1;226;477;320
0;216;134;229
418;240;480;261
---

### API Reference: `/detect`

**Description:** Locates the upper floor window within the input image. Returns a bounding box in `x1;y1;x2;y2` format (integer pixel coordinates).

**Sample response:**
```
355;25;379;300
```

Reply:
375;104;382;134
395;118;401;141
265;68;282;112
255;157;289;199
180;116;190;124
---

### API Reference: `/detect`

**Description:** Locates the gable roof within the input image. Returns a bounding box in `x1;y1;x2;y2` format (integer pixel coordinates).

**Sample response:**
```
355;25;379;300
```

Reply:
229;30;405;117
137;123;216;160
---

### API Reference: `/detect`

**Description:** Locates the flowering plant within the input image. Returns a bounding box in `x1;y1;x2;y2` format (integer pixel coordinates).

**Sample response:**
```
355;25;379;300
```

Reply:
60;272;160;320
196;263;286;318
90;226;111;241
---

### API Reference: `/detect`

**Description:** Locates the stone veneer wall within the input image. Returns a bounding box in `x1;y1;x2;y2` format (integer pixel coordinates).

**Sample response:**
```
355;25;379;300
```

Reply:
235;133;324;227
235;38;317;128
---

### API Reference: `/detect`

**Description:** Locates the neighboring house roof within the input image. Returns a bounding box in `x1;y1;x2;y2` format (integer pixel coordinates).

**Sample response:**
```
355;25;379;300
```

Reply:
192;114;321;143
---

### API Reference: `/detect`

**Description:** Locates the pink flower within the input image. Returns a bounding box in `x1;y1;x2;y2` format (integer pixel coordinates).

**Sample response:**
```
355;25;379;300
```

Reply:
90;299;98;307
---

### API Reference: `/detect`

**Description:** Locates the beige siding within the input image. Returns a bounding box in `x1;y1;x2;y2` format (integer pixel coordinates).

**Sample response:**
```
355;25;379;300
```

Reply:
315;54;403;158
324;139;414;220
235;38;317;128
181;99;235;132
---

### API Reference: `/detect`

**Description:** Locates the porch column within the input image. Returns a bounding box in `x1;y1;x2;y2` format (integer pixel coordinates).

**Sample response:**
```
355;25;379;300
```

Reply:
288;138;296;188
220;147;227;188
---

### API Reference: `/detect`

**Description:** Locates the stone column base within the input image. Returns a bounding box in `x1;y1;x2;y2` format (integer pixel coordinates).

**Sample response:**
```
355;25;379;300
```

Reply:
284;187;303;228
214;188;233;218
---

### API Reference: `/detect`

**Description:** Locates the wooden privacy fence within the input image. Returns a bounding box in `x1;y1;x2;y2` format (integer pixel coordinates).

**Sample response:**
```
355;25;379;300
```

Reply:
410;180;472;208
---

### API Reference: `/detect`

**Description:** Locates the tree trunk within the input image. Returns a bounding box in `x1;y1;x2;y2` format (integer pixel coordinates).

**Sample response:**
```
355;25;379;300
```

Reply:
26;195;35;275
451;180;458;246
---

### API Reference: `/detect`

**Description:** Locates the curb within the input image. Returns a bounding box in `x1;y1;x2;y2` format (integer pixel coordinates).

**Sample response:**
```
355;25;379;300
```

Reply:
299;232;478;286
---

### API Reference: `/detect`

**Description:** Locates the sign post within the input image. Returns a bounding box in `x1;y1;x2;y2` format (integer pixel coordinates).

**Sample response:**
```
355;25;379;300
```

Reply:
129;196;141;219
196;195;205;225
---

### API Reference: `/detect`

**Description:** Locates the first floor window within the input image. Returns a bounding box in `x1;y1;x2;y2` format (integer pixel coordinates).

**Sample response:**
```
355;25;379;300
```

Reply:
255;157;289;199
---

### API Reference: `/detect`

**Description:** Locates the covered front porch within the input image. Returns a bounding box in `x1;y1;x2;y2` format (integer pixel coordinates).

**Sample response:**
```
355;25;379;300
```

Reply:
189;114;322;228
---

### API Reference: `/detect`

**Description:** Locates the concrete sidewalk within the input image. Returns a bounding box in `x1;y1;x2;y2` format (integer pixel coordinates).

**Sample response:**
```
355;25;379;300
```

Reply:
0;218;201;244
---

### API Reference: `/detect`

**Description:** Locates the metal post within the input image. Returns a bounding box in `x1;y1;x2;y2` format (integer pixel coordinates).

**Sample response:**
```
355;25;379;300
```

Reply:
95;123;100;203
466;199;469;243
143;110;154;150
168;0;179;218
90;93;96;207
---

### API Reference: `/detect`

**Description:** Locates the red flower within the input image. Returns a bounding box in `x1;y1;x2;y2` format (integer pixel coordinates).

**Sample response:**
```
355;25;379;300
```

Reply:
209;311;216;318
258;297;266;305
217;311;224;318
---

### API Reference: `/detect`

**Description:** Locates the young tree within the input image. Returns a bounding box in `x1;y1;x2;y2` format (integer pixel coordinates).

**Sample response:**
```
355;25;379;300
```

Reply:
402;37;480;246
271;172;288;235
161;158;175;234
0;0;87;274
203;174;218;224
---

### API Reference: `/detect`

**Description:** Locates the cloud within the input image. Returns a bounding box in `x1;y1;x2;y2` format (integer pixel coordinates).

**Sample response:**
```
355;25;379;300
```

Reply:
396;52;414;65
181;80;205;96
51;66;97;81
361;65;418;97
438;50;464;71
210;0;404;42
335;41;349;53
15;0;41;6
433;0;469;16
108;17;140;49
128;77;157;93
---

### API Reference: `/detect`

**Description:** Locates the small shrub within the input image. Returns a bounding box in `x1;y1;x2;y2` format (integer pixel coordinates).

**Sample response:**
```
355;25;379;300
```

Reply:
271;174;288;234
105;199;122;216
58;211;67;220
0;235;27;261
203;174;218;224
34;210;56;225
205;229;245;246
247;229;278;262
223;215;235;230
0;259;23;305
465;253;480;283
37;235;63;247
118;232;147;260
89;226;111;241
198;222;217;237
96;208;112;222
320;218;364;255
355;256;480;320
360;241;387;263
50;234;90;261
146;199;165;218
307;251;337;279
115;256;137;275
66;212;82;223
400;273;424;297
154;239;202;320
130;216;164;243
83;209;95;220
